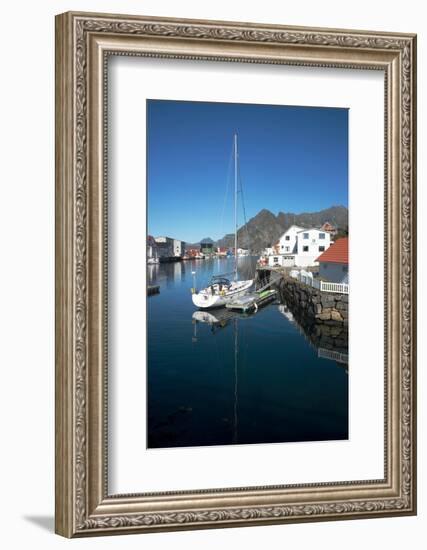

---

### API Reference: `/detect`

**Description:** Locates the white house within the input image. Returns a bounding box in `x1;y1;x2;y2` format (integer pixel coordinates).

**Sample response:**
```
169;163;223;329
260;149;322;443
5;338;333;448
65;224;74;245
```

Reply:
277;224;304;255
295;228;331;267
317;237;349;283
267;225;304;267
268;226;331;268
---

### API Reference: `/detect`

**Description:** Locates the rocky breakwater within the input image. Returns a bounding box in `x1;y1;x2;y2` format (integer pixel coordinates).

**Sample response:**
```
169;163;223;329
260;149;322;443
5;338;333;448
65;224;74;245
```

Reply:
278;276;348;326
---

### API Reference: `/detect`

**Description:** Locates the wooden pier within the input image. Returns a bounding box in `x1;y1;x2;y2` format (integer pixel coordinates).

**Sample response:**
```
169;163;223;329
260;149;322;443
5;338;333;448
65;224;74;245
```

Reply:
147;285;160;296
226;289;277;313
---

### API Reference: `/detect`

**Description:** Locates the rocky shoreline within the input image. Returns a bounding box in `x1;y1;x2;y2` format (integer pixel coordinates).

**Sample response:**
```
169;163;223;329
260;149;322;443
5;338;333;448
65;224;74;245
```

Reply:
277;276;348;327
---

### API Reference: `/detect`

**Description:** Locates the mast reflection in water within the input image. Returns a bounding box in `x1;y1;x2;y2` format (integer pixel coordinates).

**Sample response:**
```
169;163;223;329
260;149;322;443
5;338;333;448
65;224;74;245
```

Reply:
147;257;348;449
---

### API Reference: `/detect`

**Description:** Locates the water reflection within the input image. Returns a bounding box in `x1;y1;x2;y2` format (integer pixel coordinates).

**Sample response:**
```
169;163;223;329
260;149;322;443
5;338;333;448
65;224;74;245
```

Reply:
191;298;348;367
147;257;348;448
279;297;347;358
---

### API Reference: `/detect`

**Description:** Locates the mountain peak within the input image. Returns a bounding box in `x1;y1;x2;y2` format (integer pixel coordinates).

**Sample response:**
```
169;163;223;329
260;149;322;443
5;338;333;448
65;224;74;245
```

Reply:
252;208;276;220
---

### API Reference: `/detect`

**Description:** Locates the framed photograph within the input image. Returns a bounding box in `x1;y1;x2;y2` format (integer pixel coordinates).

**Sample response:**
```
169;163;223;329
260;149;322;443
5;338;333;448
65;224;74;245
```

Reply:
55;11;417;537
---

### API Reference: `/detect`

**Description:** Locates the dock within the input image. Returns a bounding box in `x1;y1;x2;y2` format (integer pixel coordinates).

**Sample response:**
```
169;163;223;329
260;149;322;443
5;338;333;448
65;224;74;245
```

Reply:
147;285;160;296
226;289;277;313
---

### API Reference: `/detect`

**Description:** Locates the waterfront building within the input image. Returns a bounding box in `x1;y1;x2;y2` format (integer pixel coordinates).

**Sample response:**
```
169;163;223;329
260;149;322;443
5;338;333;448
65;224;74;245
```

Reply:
173;239;186;258
200;241;214;255
216;246;228;256
147;235;158;260
316;237;349;283
268;254;295;267
295;228;331;266
155;236;174;259
268;226;331;267
277;224;304;255
155;236;186;261
186;248;204;259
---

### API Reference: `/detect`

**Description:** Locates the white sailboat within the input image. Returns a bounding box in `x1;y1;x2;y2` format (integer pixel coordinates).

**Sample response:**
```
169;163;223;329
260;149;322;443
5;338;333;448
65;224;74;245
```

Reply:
192;133;253;309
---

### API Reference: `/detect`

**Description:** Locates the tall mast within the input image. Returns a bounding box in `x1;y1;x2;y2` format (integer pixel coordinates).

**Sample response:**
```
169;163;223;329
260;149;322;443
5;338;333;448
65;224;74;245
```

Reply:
234;132;238;281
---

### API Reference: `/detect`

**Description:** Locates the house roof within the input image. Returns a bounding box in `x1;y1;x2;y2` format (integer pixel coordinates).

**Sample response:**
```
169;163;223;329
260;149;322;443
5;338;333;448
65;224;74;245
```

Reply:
321;221;336;229
296;227;323;233
281;225;303;236
316;237;348;264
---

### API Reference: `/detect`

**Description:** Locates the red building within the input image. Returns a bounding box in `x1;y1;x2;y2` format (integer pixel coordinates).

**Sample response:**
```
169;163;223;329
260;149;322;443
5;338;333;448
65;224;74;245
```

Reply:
320;221;338;236
316;237;349;283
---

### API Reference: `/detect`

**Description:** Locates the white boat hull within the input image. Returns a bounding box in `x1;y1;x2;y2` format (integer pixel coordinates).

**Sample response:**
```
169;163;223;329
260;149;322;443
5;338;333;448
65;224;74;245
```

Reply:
192;279;253;309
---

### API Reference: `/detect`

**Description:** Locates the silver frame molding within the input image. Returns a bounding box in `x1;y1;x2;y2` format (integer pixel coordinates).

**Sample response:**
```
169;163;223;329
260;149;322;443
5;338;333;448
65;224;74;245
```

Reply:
55;11;417;538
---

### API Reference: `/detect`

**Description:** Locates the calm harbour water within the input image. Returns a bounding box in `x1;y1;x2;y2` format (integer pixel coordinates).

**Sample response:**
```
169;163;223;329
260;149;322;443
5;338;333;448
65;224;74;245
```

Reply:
147;256;348;449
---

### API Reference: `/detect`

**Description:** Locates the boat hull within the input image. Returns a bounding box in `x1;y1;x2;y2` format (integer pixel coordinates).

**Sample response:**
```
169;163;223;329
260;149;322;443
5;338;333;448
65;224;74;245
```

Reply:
192;279;253;309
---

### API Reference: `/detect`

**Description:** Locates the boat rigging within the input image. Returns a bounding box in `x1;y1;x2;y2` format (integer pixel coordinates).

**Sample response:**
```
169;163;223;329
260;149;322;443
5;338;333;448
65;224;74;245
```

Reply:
191;133;253;309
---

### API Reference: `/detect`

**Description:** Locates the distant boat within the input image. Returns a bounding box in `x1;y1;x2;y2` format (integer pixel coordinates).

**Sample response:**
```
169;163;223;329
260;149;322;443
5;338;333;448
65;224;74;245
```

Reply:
192;133;253;309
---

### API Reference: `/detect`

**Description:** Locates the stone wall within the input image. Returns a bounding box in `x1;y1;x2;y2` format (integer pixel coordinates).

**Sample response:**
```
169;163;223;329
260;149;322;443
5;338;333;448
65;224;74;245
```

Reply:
278;276;348;326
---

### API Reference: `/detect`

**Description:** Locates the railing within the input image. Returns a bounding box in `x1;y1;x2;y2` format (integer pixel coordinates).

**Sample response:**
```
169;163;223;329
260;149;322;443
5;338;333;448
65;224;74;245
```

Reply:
290;271;349;294
320;281;349;294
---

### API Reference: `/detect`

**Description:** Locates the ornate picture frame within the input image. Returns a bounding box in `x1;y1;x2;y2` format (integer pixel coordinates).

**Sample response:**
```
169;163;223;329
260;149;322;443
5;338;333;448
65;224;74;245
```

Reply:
55;11;417;537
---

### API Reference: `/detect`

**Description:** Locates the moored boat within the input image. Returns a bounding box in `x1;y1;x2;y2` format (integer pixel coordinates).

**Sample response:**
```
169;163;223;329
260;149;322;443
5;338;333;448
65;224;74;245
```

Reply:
192;276;253;309
191;133;254;309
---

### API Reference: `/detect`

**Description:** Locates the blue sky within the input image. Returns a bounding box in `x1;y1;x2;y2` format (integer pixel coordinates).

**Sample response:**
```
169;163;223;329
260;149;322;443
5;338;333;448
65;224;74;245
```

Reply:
147;100;348;243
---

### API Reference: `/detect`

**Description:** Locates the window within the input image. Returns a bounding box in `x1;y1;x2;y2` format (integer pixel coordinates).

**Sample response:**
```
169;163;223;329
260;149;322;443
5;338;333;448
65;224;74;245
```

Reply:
303;245;309;252
319;246;325;252
285;235;290;241
303;233;309;239
319;233;325;239
281;245;284;249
